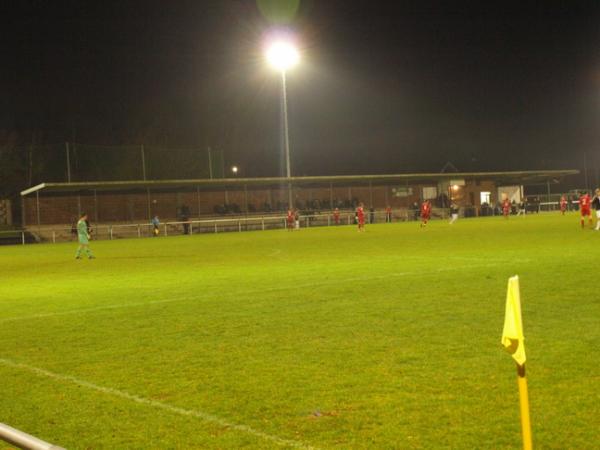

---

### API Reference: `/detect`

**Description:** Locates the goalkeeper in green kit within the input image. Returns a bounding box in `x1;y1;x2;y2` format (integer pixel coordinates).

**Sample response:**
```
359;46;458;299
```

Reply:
75;213;95;259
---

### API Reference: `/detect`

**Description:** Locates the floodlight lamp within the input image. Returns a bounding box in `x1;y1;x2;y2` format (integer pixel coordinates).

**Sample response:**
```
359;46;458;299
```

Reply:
231;166;239;174
266;41;299;72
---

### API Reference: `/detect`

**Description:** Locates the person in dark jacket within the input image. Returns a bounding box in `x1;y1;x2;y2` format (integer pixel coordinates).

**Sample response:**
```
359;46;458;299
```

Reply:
412;201;420;221
449;203;459;225
179;205;191;234
593;189;600;231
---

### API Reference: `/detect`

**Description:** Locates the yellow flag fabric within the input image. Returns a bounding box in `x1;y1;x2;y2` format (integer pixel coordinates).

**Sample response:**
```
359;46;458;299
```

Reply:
502;275;526;365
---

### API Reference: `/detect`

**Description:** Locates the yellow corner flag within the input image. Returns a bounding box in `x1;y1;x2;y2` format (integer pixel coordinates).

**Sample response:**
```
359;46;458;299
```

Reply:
502;275;526;365
501;275;532;450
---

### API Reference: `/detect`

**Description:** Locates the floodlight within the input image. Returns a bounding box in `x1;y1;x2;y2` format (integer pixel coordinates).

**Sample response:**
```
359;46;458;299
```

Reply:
231;166;239;174
266;41;299;72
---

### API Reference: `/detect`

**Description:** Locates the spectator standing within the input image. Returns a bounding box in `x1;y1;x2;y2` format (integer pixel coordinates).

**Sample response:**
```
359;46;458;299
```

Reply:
412;201;420;221
179;205;191;234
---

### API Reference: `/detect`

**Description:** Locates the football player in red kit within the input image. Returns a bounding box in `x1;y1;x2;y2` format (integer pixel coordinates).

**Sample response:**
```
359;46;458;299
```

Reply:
420;200;431;227
385;205;392;223
579;192;592;228
286;209;294;230
560;195;568;215
502;198;511;218
333;207;340;225
356;203;366;231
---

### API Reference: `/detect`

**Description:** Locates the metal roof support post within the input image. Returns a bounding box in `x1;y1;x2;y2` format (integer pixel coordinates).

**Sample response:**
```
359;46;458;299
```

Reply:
268;188;273;210
21;196;26;228
94;189;99;223
36;191;40;227
369;181;373;207
141;144;147;181
146;188;151;221
329;182;333;209
196;186;201;217
583;152;589;191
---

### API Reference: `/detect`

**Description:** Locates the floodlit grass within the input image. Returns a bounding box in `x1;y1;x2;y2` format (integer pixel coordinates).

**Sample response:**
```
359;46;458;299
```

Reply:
0;213;598;449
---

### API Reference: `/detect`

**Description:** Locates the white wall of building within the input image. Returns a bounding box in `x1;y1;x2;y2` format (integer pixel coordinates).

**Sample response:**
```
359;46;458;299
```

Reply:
497;185;523;203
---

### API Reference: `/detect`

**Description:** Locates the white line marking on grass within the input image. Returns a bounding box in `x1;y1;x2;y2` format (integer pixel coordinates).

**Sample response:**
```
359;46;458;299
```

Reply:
0;357;318;450
397;255;531;264
0;297;189;325
1;262;506;324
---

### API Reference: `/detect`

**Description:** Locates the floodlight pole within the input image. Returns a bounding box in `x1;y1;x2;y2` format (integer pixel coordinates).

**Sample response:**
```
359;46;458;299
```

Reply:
281;70;293;209
65;142;71;183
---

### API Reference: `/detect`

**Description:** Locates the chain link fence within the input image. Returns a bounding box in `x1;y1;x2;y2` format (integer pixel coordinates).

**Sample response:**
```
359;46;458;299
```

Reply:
20;143;226;184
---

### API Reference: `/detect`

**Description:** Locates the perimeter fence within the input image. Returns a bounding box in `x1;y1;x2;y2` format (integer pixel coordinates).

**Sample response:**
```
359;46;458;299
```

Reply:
16;142;226;184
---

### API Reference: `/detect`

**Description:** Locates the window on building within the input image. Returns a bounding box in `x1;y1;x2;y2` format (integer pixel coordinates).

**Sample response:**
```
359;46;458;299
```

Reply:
480;191;491;205
422;186;437;200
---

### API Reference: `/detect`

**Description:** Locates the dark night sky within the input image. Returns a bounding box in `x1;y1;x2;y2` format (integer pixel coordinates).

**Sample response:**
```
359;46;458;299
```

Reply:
2;0;600;178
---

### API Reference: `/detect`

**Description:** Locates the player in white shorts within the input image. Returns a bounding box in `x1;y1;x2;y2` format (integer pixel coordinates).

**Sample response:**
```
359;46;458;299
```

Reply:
449;203;459;224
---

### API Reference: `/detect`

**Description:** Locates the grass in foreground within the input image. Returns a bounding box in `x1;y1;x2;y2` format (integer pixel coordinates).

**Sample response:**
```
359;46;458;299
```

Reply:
0;213;599;449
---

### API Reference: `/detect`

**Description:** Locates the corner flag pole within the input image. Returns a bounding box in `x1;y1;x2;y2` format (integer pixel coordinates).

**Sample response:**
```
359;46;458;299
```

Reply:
501;275;533;450
516;363;533;450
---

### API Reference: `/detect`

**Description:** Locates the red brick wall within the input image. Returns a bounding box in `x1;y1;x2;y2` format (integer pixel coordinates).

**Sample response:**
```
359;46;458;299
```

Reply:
24;180;502;225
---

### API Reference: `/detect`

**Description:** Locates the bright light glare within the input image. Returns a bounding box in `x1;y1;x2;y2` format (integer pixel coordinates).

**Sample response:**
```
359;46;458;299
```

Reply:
231;166;238;174
452;185;460;191
266;41;299;71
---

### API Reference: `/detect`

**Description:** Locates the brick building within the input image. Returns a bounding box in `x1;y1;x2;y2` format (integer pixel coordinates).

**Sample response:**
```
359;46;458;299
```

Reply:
21;170;577;226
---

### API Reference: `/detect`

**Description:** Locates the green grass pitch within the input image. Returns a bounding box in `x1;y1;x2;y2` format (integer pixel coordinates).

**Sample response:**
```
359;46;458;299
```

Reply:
0;214;598;449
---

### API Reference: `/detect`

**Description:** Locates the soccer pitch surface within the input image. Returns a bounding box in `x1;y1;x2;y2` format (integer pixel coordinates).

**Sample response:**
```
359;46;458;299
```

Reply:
0;214;598;449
